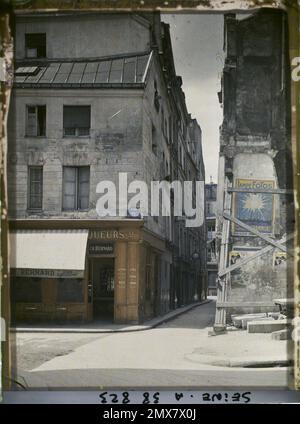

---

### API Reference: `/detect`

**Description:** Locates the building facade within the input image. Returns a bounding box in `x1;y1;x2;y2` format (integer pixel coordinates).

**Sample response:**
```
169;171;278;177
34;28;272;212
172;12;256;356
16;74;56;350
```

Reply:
8;12;206;324
216;9;293;319
205;182;217;296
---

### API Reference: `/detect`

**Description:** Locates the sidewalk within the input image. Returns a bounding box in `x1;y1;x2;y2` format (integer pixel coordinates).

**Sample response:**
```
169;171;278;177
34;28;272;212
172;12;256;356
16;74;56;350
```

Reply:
10;299;212;334
184;325;292;368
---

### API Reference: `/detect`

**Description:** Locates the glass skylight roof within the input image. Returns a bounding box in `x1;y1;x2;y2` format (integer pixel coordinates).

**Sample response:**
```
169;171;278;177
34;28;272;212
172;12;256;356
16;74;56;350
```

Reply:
15;53;151;87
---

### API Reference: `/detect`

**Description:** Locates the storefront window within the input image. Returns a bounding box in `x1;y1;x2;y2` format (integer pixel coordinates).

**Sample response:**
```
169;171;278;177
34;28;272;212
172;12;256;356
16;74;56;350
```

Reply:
57;279;84;303
11;277;42;303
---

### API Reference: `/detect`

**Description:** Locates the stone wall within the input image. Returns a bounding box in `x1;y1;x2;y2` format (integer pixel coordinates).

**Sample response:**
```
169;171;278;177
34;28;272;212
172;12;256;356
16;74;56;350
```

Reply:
8;89;144;217
217;9;293;312
15;13;151;60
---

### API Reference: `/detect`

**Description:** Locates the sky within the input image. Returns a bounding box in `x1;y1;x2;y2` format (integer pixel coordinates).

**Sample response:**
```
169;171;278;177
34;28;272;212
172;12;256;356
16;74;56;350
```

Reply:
162;13;224;183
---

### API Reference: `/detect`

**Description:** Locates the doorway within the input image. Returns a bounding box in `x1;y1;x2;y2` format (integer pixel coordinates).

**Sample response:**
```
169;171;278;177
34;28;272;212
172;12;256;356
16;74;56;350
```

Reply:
90;258;115;321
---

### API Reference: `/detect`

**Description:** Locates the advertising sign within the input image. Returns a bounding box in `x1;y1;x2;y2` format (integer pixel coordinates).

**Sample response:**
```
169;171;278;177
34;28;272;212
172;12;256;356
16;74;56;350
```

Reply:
234;179;274;234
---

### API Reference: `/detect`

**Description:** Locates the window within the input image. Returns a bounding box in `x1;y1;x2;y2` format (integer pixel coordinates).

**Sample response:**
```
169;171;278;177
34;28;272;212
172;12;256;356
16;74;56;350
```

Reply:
161;108;165;134
62;166;90;211
26;105;46;136
63;106;91;137
152;124;158;155
168;116;172;143
57;279;84;303
208;222;216;232
11;277;42;303
28;166;43;210
154;80;160;112
207;221;215;241
25;33;46;58
179;146;182;164
15;66;39;76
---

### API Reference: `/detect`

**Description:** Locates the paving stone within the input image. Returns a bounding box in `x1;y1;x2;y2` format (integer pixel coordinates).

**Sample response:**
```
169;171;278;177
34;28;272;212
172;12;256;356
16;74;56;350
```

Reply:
271;329;292;341
247;319;290;334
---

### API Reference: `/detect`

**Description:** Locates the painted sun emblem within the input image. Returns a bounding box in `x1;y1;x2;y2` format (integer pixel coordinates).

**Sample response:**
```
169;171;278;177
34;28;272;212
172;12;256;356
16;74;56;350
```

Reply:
241;193;268;221
243;194;264;211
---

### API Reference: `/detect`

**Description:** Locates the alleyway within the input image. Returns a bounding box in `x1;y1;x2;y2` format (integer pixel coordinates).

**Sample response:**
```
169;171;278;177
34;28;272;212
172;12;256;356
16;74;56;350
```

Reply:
12;300;291;389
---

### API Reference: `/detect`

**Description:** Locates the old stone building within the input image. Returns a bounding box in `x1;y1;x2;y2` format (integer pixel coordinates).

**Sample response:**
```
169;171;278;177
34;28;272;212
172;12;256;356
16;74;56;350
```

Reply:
8;11;206;324
216;9;293;322
205;181;217;296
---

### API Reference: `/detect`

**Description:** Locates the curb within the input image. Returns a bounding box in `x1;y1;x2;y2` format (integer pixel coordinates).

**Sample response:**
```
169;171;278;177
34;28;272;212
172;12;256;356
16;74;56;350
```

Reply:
149;299;212;329
229;358;292;368
10;299;212;334
185;353;291;369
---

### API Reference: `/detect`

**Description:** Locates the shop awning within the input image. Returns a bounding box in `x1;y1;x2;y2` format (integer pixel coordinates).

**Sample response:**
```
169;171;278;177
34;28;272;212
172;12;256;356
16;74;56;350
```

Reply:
10;230;89;271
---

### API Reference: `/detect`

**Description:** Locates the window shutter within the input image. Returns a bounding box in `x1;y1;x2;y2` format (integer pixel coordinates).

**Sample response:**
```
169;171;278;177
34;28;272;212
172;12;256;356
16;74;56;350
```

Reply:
37;105;46;136
78;167;90;210
27;106;37;136
63;167;77;210
28;167;43;209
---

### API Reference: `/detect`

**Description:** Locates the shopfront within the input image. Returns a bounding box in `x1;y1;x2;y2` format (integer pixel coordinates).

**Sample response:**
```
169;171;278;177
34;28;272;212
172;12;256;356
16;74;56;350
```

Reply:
10;229;89;322
9;220;168;324
87;227;142;323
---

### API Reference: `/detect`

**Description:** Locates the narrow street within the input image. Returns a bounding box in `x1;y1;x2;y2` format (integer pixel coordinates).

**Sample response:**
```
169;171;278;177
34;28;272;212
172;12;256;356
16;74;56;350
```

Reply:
12;300;291;389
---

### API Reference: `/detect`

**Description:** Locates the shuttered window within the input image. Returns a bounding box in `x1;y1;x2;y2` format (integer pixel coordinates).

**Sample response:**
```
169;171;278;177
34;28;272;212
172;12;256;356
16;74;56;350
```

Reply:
62;166;90;211
78;167;90;210
28;166;43;210
26;105;46;136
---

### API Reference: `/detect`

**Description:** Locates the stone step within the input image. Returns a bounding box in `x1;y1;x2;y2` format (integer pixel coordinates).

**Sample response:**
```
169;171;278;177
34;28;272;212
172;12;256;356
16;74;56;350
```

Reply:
271;329;292;341
241;316;274;330
231;313;268;328
247;319;290;334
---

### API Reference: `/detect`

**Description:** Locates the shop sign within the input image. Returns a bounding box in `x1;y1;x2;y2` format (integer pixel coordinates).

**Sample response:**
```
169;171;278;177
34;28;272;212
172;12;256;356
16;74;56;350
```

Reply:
89;230;138;241
88;242;114;255
11;268;84;279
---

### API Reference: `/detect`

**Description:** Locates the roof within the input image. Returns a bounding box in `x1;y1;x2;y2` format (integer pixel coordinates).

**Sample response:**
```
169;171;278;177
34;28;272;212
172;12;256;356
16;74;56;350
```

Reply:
14;52;151;88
